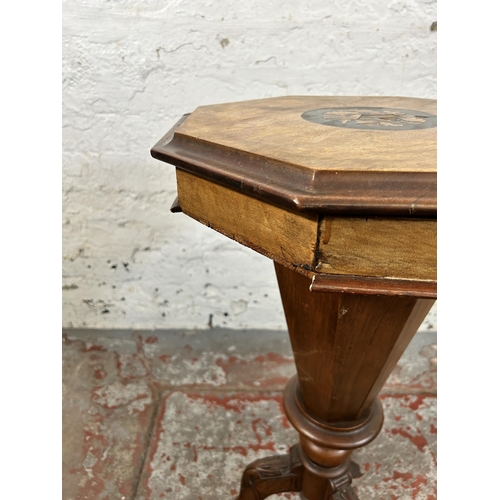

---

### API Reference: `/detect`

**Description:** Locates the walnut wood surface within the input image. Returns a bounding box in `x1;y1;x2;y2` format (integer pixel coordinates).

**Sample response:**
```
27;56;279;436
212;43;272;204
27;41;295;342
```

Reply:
151;97;438;499
316;216;436;281
176;169;318;270
237;444;303;500
175;170;436;294
237;443;361;500
151;96;436;217
310;274;436;299
177;96;436;173
275;263;434;422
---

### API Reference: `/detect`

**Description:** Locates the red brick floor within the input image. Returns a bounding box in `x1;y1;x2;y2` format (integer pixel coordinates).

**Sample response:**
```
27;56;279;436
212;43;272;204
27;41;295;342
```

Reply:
62;328;436;500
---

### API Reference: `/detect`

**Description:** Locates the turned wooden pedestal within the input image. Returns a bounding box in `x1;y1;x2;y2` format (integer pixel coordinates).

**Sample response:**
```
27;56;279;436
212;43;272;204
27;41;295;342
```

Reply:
237;263;433;500
151;96;437;499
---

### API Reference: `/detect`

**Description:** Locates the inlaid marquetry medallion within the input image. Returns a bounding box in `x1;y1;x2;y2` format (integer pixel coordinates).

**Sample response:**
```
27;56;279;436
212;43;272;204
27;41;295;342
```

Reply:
301;107;437;131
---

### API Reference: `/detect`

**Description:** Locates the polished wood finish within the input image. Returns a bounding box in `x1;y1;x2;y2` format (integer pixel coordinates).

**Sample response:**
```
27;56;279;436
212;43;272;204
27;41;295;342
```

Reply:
317;216;436;281
310;274;436;299
176;169;318;270
237;444;361;500
151;96;436;217
151;95;437;499
275;262;433;498
238;444;303;500
237;376;384;500
236;265;434;499
174;169;436;295
237;442;361;500
177;96;436;173
275;263;434;422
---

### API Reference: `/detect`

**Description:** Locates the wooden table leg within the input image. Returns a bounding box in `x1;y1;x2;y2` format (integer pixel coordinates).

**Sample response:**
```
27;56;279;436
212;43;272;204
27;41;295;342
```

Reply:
237;263;434;500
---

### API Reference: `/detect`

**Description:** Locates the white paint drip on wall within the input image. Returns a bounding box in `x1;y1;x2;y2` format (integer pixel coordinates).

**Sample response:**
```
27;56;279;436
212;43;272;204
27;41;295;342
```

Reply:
62;0;437;330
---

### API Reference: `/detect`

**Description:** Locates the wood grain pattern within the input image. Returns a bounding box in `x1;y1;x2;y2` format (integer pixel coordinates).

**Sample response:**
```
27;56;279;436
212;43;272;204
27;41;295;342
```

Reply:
177;96;436;173
176;169;319;270
316;216;436;281
237;444;303;500
151;98;438;500
151;97;436;217
175;171;436;293
275;262;435;422
310;274;436;299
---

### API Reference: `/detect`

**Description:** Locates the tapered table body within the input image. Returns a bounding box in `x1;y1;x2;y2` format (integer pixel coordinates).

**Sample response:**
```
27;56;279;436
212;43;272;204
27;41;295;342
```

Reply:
151;96;437;499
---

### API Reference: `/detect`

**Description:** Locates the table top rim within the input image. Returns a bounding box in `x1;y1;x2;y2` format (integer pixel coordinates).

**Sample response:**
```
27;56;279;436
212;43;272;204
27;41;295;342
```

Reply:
152;96;437;218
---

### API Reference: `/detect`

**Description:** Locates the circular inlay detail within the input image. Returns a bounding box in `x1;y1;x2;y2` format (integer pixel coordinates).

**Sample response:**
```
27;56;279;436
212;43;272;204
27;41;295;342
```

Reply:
301;106;437;130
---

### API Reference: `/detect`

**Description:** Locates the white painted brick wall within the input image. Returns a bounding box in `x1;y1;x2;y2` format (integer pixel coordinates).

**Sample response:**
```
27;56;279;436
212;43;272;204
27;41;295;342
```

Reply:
62;0;437;330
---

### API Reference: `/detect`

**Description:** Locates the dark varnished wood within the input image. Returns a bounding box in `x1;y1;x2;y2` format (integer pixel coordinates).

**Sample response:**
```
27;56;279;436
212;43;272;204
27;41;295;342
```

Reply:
275;262;434;422
237;442;362;500
237;444;303;500
237;374;383;499
169;196;182;213
151;96;437;499
283;377;384;460
298;446;359;500
310;274;436;299
153;134;436;217
247;263;435;499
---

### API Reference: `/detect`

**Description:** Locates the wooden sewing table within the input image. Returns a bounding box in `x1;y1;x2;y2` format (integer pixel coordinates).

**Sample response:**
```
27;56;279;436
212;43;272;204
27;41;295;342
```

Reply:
151;96;437;500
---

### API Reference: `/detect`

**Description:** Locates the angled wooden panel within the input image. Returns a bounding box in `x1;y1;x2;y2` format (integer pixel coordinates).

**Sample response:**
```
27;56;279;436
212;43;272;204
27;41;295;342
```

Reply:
176;169;319;270
316;216;436;282
275;263;435;422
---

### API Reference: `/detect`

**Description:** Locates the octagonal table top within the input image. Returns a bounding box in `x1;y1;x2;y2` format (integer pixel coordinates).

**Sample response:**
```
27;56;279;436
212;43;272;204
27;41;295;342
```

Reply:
152;96;436;218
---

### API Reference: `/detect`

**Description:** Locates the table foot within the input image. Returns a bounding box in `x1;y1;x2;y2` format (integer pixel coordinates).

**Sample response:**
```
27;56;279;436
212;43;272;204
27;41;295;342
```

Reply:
237;444;303;500
296;445;359;500
235;263;434;499
236;441;361;500
328;484;359;500
236;375;383;499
